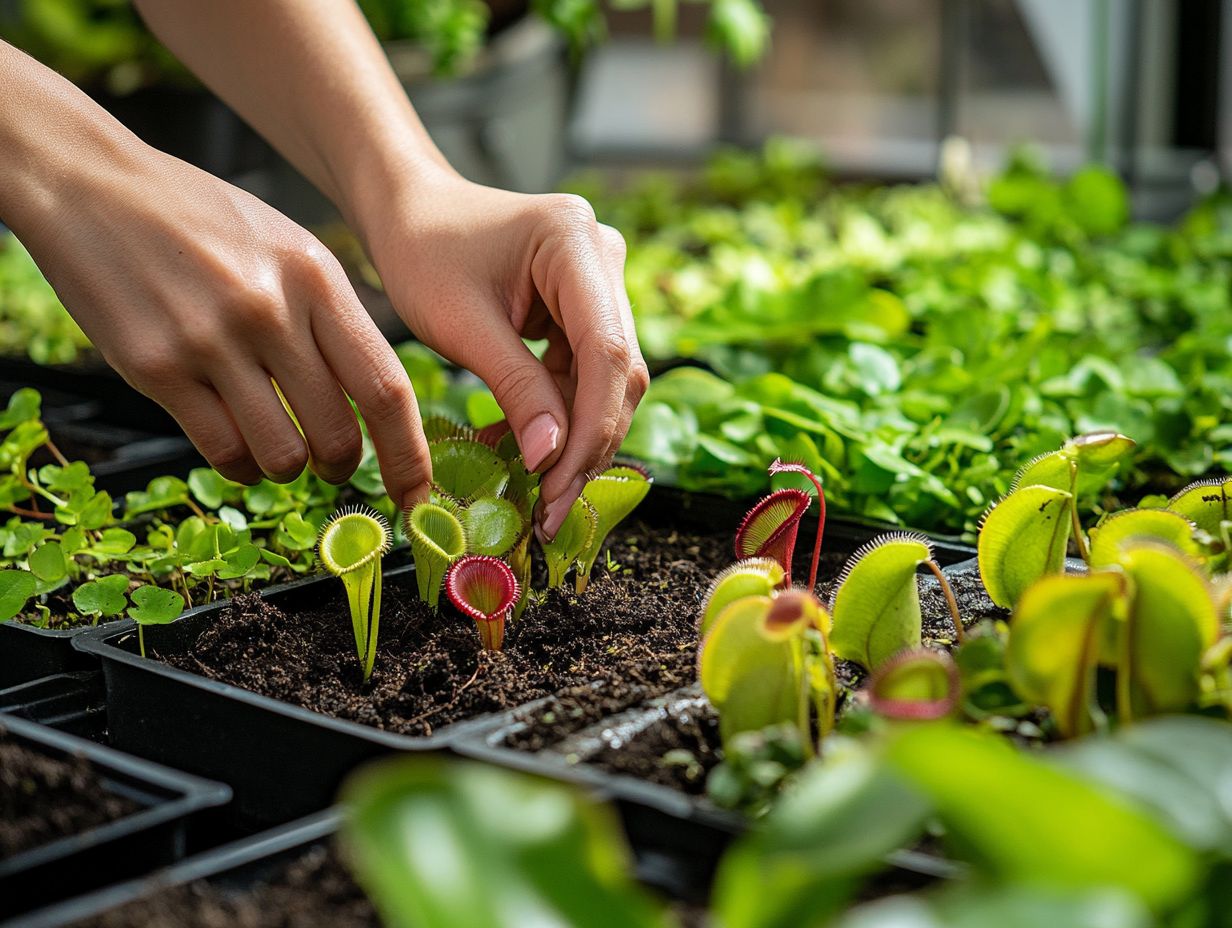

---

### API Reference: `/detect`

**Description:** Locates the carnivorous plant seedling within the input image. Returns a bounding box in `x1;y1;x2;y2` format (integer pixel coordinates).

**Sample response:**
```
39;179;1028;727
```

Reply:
575;465;653;593
405;502;467;609
829;532;963;672
318;507;392;682
540;495;598;589
867;648;961;722
446;555;519;650
699;557;785;636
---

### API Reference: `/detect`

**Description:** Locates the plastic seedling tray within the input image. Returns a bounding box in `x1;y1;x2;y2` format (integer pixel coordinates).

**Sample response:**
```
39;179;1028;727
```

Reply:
0;671;106;739
0;714;231;921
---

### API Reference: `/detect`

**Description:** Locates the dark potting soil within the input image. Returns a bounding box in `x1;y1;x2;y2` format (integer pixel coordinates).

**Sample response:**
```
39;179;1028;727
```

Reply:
74;842;375;928
162;522;847;738
0;733;139;860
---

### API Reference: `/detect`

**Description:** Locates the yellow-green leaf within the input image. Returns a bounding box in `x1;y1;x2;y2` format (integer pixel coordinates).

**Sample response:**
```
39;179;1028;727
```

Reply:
830;534;930;670
699;557;785;636
1087;509;1200;569
1166;476;1232;536
978;485;1073;608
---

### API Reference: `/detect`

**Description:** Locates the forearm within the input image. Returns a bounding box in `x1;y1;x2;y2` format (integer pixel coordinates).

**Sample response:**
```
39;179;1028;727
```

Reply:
133;0;452;234
0;40;145;243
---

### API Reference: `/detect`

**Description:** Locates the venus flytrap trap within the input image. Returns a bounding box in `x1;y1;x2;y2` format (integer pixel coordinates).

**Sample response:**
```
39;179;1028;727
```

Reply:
575;465;653;593
734;489;810;584
866;648;961;722
829;532;963;672
445;555;519;650
318;507;392;683
541;495;598;589
699;557;785;636
405;502;466;609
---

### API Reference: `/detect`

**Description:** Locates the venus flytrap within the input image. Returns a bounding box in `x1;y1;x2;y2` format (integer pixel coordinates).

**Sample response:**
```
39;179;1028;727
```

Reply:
445;555;520;650
699;557;785;636
318;507;392;683
429;438;509;502
575;465;653;593
867;648;961;722
405;502;467;609
734;489;810;585
541;496;598;589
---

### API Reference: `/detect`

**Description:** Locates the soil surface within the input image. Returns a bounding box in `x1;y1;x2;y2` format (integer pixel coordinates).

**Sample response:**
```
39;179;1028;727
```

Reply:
162;522;849;738
0;732;139;860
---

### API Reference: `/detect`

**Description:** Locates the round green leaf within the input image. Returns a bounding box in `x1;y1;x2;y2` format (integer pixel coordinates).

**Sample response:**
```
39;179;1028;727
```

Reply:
830;534;930;670
977;485;1073;609
127;584;186;626
0;569;37;621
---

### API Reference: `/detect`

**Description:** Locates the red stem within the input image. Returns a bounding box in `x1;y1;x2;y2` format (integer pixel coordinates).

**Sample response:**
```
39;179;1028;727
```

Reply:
802;473;827;593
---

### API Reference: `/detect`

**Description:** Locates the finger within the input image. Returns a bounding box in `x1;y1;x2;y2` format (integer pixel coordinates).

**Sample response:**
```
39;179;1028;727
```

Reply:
265;351;363;486
443;303;571;475
156;380;263;484
532;217;633;536
597;223;649;466
212;368;310;483
313;300;432;511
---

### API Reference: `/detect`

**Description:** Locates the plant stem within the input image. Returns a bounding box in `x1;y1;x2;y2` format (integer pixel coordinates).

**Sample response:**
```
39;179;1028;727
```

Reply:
138;625;146;659
926;560;964;643
363;560;382;683
44;439;70;467
6;506;53;521
1068;460;1090;564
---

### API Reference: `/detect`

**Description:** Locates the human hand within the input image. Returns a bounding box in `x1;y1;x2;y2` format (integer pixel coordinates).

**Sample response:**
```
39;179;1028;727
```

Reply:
16;142;433;509
360;168;649;539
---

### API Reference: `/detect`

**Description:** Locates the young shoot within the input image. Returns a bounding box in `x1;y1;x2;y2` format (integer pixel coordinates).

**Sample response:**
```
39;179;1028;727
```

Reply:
405;502;467;609
541;495;598;589
734;488;810;585
127;584;186;659
575;465;653;593
318;506;392;683
446;555;520;650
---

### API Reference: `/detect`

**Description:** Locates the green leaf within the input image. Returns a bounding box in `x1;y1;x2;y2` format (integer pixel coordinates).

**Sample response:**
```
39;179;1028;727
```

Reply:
465;390;504;429
275;511;318;551
461;497;523;558
92;527;137;556
830;534;930;670
0;388;41;429
340;758;669;928
127;584;186;625
1166;476;1232;535
0;569;37;621
977;485;1073;608
836;886;1151;928
123;476;190;517
187;467;229;509
72;574;130;618
575;467;653;592
407;502;467;608
28;541;66;582
1005;572;1123;737
1087;508;1201;568
217;544;262;581
714;741;930;928
699;557;785;636
885;725;1198;912
430;439;508;502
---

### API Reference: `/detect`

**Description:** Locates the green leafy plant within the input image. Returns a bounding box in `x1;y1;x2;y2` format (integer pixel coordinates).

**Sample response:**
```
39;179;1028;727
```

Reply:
318;507;392;682
829;533;963;671
866;648;960;722
699;557;785;636
127;583;186;658
540;495;598;590
733;489;810;584
445;554;519;650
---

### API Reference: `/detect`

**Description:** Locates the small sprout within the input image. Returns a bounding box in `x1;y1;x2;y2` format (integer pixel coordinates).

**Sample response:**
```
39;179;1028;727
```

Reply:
1087;508;1201;569
127;583;187;659
830;533;957;671
508;531;533;620
461;497;524;558
446;555;520;650
429;438;509;502
575;465;653;593
405;502;467;608
977;484;1073;608
767;459;827;591
542;495;598;589
699;557;785;636
867;649;960;721
318;506;392;682
734;488;811;584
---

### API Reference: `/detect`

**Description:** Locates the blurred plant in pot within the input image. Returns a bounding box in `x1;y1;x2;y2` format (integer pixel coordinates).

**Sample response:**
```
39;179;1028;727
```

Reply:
0;235;92;365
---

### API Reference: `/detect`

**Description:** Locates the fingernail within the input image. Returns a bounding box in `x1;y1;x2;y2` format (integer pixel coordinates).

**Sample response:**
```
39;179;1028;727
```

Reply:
401;482;431;512
541;475;587;540
521;414;560;473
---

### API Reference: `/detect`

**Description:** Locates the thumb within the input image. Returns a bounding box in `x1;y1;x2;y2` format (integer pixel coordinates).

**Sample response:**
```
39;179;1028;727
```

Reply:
463;325;569;474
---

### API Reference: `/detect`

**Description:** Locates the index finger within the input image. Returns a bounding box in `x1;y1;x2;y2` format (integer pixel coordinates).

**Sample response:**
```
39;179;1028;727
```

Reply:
312;298;432;511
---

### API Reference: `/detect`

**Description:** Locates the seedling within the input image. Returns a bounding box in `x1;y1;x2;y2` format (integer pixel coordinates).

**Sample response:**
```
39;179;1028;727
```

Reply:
767;459;827;591
830;532;962;671
127;583;187;659
445;555;519;650
318;507;392;682
867;648;960;721
405;502;467;608
700;557;785;636
575;465;653;593
699;588;835;754
541;495;598;589
734;489;810;584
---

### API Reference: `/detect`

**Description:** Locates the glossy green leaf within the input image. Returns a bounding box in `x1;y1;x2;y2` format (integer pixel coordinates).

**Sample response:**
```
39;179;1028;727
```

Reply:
28;542;66;582
340;757;670;928
830;534;930;670
461;497;523;558
1166;476;1232;536
72;574;129;618
1087;509;1200;569
575;466;652;592
430;439;508;502
0;569;37;621
127;584;186;625
187;467;230;509
699;557;785;636
978;485;1073;608
885;725;1198;911
1005;572;1123;737
407;502;467;608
